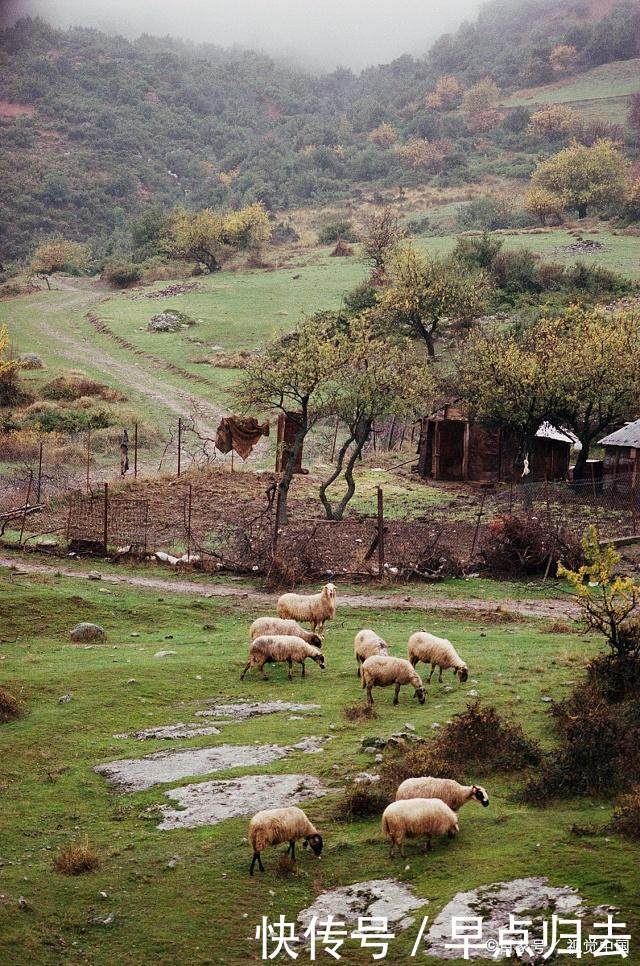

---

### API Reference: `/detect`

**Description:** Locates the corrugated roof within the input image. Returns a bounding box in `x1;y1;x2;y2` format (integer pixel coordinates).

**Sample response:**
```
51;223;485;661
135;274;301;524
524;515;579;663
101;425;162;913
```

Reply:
599;419;640;449
535;422;578;445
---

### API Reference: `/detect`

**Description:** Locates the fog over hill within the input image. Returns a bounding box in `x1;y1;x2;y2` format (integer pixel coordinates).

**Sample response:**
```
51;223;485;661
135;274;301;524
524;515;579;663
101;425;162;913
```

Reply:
1;0;483;70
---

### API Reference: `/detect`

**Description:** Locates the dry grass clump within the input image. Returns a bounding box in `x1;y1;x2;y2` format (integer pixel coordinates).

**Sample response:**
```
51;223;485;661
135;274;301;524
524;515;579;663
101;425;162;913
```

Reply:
54;838;101;875
612;787;640;839
543;620;577;634
0;686;23;723
343;702;377;723
336;781;393;821
41;373;125;402
275;854;300;877
383;701;541;788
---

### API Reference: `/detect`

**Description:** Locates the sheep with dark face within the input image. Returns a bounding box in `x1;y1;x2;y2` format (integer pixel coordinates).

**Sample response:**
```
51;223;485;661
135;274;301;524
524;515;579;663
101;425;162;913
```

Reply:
396;777;489;811
250;616;322;647
277;583;337;633
382;798;459;858
248;806;323;875
360;655;426;706
240;634;325;681
408;632;468;684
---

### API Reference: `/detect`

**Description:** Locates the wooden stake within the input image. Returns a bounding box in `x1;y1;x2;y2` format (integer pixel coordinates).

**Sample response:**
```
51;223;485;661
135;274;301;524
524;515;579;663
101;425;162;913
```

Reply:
177;419;182;477
377;486;385;578
134;422;138;479
36;441;43;503
18;470;33;548
103;482;109;553
186;483;192;561
330;416;339;462
470;490;486;561
86;429;91;493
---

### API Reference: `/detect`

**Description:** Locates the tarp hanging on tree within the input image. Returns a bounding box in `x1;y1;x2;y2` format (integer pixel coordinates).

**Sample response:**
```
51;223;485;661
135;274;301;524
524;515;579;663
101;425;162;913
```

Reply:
215;416;270;460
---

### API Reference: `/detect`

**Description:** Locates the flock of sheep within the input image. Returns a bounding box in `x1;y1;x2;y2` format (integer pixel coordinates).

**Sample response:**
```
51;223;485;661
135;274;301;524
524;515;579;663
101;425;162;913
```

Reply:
241;583;489;875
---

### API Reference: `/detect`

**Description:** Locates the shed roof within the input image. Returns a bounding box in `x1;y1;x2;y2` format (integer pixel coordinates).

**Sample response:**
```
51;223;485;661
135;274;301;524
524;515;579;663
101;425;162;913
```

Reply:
599;419;640;449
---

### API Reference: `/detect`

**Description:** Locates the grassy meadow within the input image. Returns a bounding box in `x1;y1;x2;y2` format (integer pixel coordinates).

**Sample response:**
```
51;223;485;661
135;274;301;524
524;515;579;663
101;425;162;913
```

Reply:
1;566;639;964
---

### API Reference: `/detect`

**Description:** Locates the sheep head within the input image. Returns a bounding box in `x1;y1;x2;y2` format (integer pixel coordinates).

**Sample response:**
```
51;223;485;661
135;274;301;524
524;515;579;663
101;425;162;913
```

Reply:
303;833;323;856
456;665;469;683
472;784;490;807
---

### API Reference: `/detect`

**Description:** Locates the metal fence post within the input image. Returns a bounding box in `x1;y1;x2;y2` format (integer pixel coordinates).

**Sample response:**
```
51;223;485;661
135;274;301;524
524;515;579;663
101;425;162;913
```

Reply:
186;483;192;561
469;490;486;562
86;429;91;493
377;486;385;577
134;422;138;479
177;418;182;477
36;441;43;504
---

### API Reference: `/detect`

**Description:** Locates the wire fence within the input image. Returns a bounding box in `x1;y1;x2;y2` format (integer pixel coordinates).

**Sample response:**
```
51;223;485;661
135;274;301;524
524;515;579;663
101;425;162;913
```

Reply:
2;420;638;578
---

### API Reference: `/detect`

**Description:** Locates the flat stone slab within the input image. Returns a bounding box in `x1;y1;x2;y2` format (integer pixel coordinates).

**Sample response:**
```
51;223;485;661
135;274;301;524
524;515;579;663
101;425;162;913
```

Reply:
127;723;223;741
95;743;290;792
298;879;424;934
96;737;327;791
158;773;327;829
197;700;321;721
424;877;589;960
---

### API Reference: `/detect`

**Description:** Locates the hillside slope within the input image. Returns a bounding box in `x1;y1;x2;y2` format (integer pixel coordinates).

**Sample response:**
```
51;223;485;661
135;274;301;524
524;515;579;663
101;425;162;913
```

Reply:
0;0;638;258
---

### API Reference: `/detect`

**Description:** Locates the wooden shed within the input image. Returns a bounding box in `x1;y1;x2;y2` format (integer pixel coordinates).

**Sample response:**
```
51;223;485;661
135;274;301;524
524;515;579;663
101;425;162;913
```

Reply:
599;419;640;487
417;403;574;484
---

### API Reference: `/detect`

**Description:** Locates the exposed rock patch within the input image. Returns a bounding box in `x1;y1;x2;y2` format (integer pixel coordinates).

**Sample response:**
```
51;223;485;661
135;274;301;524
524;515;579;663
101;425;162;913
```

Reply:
124;722;223;741
158;773;327;830
96;736;327;791
424;877;592;960
70;622;106;643
298;880;424;934
197;701;321;722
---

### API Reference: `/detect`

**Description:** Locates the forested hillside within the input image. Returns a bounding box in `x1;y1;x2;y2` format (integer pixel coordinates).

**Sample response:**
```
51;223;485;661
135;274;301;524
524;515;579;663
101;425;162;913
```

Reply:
1;0;639;258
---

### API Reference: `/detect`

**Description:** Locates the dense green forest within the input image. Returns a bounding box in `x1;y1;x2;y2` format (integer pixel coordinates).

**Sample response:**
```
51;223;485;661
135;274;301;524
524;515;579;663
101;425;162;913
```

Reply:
1;0;639;258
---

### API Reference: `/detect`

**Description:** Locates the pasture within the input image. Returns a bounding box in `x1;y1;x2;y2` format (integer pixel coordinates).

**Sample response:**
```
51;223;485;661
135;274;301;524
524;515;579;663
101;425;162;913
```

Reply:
1;565;639;964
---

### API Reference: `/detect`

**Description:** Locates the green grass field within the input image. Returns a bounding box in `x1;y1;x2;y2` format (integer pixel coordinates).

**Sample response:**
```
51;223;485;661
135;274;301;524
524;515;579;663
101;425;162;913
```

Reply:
1;566;638;964
504;57;640;123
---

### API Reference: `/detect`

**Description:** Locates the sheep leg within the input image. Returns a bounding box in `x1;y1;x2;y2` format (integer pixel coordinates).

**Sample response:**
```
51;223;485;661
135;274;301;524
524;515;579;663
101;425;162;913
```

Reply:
290;841;296;862
393;683;401;705
388;841;396;859
356;658;361;678
301;661;306;678
423;838;433;854
409;655;419;668
287;658;293;681
366;685;374;706
438;667;443;683
428;665;435;683
258;660;269;681
399;842;406;859
250;851;261;875
240;660;253;681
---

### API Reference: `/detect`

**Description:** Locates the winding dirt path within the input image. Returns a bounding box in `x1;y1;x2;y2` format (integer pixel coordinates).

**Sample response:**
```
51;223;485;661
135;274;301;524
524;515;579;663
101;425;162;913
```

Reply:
0;554;580;620
15;279;223;436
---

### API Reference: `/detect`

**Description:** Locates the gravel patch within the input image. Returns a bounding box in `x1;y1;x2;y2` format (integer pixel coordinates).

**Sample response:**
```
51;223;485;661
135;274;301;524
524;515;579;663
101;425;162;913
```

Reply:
298;879;424;934
158;773;327;829
197;701;321;721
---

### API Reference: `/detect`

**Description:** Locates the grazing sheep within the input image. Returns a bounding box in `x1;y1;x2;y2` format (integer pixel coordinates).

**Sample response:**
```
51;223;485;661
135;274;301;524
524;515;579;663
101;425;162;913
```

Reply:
250;617;322;648
240;635;325;681
248;806;323;875
382;798;459;857
354;629;389;677
360;655;426;707
396;777;489;811
408;632;468;684
277;583;337;633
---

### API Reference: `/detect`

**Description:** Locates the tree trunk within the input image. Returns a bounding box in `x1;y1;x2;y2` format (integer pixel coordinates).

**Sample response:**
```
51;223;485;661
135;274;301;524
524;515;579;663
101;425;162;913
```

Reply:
276;405;308;529
576;203;588;219
411;313;436;359
319;429;356;520
319;419;372;521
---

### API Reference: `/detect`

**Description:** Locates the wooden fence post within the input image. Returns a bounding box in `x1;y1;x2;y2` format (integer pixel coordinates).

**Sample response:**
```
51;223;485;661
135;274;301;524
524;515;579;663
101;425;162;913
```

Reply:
18;470;34;548
377;486;385;578
134;422;138;479
186;483;192;561
330;416;339;462
103;482;109;553
36;441;43;504
177;419;182;478
86;429;91;493
469;490;486;562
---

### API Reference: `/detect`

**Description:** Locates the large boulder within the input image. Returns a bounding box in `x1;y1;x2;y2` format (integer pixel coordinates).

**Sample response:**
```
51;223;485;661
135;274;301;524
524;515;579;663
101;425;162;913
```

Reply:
70;622;106;644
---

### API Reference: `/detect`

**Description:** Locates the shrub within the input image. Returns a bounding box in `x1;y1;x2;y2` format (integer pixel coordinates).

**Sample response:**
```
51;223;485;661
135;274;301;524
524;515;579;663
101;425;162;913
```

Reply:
103;259;141;288
0;686;22;723
612;787;640;839
23;400;115;434
41;374;124;402
54;838;101;875
343;702;377;723
343;281;377;314
563;261;631;298
490;249;541;295
456;196;533;231
336;781;392;820
318;221;358;244
481;514;583;577
382;700;541;788
452;232;503;271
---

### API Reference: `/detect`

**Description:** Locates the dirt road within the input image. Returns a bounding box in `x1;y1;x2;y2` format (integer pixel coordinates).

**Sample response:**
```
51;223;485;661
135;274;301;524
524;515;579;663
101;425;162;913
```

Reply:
0;554;580;621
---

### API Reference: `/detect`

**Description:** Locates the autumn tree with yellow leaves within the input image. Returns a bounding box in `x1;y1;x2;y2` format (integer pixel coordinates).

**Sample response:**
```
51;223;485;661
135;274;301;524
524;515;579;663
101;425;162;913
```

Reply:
167;203;270;273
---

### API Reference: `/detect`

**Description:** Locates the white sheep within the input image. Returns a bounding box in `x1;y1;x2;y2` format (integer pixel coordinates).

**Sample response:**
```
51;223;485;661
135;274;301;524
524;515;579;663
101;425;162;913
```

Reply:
381;798;459;858
250;616;323;648
408;631;468;684
248;805;323;875
396;777;489;811
277;583;337;633
360;655;426;707
240;634;325;681
354;629;389;677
